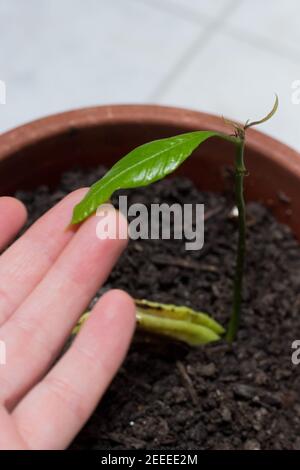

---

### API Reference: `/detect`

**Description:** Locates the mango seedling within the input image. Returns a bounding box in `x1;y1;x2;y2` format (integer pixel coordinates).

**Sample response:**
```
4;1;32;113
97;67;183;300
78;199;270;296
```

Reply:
72;97;278;345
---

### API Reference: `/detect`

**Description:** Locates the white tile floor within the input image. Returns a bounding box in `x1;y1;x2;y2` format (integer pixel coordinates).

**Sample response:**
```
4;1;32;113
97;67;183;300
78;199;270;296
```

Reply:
0;0;299;150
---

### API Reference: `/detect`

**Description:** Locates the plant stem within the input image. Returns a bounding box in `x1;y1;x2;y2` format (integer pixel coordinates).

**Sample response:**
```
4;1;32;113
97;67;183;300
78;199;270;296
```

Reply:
226;135;246;343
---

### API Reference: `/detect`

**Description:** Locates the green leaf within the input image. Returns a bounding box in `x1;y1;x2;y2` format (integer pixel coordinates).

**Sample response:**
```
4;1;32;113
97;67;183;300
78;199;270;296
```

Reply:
71;130;222;224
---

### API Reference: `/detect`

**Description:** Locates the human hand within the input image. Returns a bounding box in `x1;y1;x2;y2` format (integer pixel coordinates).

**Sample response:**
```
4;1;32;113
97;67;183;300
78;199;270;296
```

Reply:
0;190;135;450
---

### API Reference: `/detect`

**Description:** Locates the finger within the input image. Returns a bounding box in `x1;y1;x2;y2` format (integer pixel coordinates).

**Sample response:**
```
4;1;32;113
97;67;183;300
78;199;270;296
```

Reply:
13;290;135;450
0;188;87;326
0;197;27;251
0;208;128;406
0;406;27;450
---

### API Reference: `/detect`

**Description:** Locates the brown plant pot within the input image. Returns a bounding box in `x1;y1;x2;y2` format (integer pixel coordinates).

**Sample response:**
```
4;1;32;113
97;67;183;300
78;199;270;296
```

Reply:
0;104;299;239
1;105;300;450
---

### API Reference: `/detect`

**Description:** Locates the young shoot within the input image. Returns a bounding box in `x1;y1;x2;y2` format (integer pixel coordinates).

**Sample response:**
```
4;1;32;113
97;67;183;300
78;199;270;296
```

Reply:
72;96;278;345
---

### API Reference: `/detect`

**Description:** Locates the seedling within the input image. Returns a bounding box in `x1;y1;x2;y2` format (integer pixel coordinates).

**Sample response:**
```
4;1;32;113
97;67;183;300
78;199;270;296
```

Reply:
72;97;278;345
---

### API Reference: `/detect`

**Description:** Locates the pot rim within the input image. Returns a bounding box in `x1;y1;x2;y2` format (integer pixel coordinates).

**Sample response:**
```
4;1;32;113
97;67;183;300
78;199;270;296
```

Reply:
0;104;299;176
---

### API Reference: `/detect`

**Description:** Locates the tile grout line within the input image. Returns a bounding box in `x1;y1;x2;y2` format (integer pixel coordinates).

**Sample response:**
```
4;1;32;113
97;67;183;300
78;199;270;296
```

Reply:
132;0;300;67
222;24;300;66
129;0;211;27
147;0;241;102
137;0;300;92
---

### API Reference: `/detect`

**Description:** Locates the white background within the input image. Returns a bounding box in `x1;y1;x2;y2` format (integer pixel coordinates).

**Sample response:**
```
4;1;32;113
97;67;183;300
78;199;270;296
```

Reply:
0;0;299;150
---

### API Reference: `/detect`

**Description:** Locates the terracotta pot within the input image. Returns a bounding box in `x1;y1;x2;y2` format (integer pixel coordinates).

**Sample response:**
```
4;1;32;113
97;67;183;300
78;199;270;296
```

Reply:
0;105;299;238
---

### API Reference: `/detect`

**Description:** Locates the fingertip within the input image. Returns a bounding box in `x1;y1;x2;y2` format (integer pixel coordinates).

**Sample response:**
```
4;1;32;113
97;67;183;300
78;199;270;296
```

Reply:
0;196;28;226
0;197;28;249
73;289;136;380
109;288;136;324
93;204;129;249
66;187;89;201
100;289;136;332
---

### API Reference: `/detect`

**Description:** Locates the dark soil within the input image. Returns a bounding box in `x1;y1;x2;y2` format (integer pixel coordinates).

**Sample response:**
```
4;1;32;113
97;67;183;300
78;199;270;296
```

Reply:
16;166;300;450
